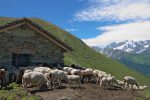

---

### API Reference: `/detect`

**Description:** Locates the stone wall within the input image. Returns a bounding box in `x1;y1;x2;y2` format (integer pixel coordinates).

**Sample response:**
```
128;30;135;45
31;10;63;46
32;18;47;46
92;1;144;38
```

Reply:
0;25;64;68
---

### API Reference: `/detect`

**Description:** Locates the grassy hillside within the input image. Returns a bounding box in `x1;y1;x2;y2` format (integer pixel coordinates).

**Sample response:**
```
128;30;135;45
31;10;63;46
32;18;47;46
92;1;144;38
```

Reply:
118;53;150;76
126;54;150;65
0;17;150;86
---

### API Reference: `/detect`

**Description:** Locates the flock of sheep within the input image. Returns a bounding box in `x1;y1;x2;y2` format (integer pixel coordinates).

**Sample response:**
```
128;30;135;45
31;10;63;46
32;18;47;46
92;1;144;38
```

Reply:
0;65;148;92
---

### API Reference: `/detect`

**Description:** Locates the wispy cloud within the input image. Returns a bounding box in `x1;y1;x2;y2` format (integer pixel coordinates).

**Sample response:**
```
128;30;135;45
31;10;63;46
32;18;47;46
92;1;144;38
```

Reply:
75;0;150;21
82;21;150;47
65;28;79;32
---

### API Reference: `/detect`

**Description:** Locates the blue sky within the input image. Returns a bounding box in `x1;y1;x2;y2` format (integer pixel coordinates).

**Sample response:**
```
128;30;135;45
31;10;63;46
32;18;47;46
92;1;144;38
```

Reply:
1;0;150;47
0;0;98;38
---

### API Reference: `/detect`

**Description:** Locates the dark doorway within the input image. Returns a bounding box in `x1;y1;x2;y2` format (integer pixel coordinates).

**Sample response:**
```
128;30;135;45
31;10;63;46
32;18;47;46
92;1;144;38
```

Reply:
12;54;30;67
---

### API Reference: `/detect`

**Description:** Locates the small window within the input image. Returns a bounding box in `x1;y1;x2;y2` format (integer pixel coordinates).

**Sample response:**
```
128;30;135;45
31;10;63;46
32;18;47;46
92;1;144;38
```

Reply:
12;54;30;67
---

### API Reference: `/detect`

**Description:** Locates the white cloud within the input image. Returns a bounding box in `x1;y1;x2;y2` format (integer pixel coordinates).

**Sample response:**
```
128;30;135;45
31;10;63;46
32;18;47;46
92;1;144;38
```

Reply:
82;21;150;47
75;0;150;21
65;28;79;32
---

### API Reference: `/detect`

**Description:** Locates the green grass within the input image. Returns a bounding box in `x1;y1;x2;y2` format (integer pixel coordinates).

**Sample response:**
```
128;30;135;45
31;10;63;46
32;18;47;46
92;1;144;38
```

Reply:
0;17;150;97
0;83;41;100
127;54;150;65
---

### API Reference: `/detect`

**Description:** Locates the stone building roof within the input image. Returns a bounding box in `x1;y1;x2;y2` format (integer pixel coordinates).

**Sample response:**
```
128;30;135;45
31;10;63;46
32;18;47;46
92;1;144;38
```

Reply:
0;18;73;52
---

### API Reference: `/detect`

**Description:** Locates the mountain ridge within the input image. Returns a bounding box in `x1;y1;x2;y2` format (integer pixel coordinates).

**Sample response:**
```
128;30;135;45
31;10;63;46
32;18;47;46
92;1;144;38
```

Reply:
92;40;150;76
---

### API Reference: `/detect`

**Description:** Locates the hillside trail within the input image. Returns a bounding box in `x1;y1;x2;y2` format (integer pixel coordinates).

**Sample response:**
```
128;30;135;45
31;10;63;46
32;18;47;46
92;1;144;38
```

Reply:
28;83;146;100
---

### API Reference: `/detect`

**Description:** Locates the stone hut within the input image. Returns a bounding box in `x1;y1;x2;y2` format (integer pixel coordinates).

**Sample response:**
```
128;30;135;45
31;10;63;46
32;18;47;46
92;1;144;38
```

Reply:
0;18;72;68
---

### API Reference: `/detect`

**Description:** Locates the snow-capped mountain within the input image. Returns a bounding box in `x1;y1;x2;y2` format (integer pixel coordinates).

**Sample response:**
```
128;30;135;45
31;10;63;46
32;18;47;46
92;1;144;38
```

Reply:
103;40;150;54
91;40;150;76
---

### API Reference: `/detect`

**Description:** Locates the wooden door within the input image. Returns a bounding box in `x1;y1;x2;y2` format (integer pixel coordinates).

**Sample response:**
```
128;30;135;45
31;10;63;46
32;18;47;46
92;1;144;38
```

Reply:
12;54;30;67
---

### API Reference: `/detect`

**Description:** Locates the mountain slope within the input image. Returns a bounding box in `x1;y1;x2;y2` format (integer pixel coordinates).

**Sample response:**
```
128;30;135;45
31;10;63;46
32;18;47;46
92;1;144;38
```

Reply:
0;17;150;86
92;40;150;76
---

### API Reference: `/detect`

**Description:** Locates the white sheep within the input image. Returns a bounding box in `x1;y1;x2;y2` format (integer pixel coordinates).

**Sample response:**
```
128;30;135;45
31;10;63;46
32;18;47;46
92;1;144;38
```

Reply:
64;71;69;75
138;85;148;91
57;70;68;86
71;69;80;75
93;70;106;76
100;77;108;88
124;76;139;89
85;68;93;74
67;75;81;87
63;67;73;75
106;76;118;87
97;72;108;84
22;72;51;90
93;70;100;74
33;67;51;74
49;70;59;87
117;80;124;87
24;70;32;74
48;69;68;88
100;75;118;88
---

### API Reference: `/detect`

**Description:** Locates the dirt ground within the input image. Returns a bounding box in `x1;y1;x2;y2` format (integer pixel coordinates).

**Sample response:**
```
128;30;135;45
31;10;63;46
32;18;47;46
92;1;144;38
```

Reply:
27;83;147;100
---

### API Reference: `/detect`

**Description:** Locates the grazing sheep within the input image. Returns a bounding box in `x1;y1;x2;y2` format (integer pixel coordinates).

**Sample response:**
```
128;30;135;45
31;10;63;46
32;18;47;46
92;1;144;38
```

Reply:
63;67;73;75
0;69;6;88
71;69;80;75
93;70;100;76
93;70;107;83
64;71;69;75
97;73;108;84
100;75;118;88
22;72;51;90
57;70;68;86
79;70;94;83
117;80;124;87
106;76;118;88
138;85;148;91
48;69;59;88
100;77;108;88
124;76;139;89
24;70;32;74
48;69;68;88
34;67;51;71
33;67;51;74
67;75;81;87
85;68;93;74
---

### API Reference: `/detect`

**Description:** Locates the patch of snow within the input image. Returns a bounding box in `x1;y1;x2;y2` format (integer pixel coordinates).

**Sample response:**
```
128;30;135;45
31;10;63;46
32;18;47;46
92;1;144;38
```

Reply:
136;49;146;53
113;44;125;50
144;45;149;48
125;48;133;52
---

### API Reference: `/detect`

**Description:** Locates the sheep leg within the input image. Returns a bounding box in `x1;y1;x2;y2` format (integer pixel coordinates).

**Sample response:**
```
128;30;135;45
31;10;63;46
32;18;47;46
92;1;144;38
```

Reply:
97;77;99;84
58;79;61;87
53;81;55;89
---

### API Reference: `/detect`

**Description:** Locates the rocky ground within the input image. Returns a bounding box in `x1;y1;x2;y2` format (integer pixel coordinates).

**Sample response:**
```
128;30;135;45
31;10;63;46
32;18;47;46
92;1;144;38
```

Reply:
27;83;148;100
